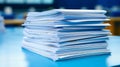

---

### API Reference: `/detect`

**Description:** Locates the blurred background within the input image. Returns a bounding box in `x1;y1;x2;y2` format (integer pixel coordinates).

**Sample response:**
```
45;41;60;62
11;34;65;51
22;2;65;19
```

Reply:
0;1;120;67
0;0;120;35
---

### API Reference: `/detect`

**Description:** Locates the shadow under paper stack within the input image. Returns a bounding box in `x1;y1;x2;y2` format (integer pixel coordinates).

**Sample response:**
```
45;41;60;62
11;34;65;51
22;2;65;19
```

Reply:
22;9;111;61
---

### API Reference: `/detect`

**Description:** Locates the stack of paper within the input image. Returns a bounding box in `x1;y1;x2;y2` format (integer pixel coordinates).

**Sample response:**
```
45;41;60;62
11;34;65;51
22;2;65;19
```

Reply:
22;9;111;61
0;16;5;32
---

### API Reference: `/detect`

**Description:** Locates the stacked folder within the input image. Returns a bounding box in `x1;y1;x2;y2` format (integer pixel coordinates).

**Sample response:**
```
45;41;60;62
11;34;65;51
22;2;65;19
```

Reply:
22;9;111;61
0;16;5;32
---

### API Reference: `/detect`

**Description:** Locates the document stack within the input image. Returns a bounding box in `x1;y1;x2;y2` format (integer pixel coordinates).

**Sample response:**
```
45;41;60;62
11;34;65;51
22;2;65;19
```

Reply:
0;16;5;32
22;9;111;61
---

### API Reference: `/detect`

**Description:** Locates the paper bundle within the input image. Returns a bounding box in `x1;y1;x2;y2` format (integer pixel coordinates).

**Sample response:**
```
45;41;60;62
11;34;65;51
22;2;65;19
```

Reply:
22;9;111;61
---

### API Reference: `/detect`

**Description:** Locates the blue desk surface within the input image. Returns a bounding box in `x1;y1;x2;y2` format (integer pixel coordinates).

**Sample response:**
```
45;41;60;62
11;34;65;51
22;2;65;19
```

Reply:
0;27;120;67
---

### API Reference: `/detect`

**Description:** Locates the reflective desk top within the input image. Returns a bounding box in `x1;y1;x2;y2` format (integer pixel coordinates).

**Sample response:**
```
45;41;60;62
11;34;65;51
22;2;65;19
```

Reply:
0;27;120;67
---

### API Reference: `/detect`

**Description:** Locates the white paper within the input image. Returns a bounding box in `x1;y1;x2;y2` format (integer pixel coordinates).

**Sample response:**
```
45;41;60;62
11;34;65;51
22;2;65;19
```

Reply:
22;45;110;61
27;9;107;17
22;9;110;61
23;40;108;54
23;36;108;47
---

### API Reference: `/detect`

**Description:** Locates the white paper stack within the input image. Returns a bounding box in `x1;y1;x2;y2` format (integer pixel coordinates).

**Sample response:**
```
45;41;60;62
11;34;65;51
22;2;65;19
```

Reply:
0;16;5;32
22;9;111;61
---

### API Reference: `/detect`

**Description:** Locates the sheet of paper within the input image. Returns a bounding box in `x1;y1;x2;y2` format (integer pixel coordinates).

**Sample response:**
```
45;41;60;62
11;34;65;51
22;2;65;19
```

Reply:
22;45;110;61
27;9;107;17
23;36;108;47
23;40;108;54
